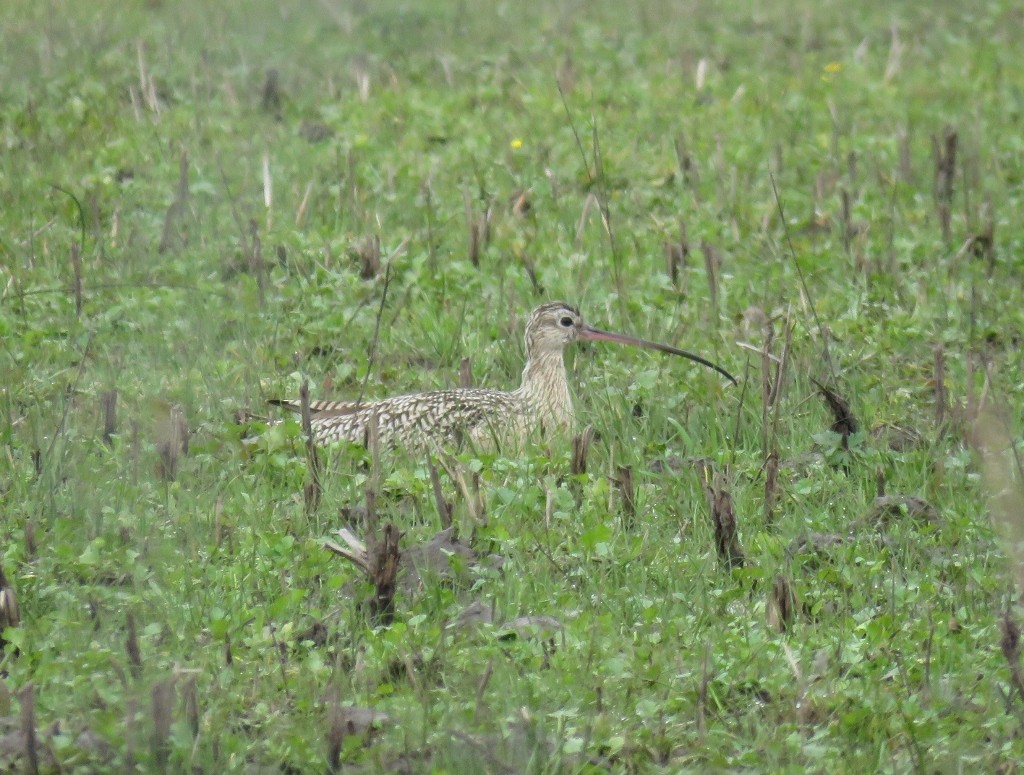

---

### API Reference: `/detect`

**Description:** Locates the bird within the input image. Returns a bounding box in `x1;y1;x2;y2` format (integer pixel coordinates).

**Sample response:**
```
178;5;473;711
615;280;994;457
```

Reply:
270;301;736;450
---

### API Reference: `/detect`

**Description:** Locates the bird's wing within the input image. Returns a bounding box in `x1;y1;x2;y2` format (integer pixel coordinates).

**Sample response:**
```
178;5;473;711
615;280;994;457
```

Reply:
305;389;521;447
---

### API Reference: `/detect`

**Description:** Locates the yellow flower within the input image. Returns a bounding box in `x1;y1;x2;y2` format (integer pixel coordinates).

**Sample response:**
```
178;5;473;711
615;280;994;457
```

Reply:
510;138;524;150
824;62;843;74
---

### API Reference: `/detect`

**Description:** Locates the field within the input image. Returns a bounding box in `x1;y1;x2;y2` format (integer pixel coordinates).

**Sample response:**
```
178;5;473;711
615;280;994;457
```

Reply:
2;0;1024;771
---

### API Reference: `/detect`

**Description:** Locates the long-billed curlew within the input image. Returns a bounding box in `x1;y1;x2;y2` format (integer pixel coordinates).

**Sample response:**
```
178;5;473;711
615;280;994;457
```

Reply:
270;301;736;449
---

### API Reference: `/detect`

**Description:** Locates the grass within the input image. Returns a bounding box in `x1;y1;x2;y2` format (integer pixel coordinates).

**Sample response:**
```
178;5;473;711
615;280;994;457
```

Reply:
2;0;1023;770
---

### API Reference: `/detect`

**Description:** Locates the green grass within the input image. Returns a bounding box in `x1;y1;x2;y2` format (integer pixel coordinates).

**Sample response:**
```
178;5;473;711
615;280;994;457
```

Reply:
2;0;1023;770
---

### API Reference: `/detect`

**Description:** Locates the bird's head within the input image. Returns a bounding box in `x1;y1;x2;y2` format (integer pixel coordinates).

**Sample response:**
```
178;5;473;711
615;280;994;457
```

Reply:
524;302;584;355
523;301;738;384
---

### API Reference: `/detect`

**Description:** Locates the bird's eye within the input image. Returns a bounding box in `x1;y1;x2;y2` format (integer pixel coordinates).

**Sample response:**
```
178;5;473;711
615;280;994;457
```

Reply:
559;316;574;327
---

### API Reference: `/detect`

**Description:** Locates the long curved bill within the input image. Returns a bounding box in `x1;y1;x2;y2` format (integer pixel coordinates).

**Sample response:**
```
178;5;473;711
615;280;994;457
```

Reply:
580;325;738;385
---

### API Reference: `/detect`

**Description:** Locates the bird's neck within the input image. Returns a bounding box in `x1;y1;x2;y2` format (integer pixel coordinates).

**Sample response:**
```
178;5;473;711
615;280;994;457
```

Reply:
517;350;574;428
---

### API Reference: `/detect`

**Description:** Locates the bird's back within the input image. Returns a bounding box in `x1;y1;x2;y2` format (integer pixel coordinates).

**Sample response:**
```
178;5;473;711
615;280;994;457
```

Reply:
275;388;525;449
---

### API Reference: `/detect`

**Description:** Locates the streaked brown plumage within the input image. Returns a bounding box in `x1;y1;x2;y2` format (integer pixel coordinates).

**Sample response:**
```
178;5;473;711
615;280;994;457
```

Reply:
270;302;736;450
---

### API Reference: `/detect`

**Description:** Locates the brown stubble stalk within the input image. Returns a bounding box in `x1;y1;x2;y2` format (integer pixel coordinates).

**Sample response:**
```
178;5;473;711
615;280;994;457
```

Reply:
427;457;453;530
70;241;83;317
700;240;720;326
571;425;594;478
365;410;380;533
932;125;958;243
326;694;344;774
764;449;780;527
360;412;401;629
101;389;118;446
124;697;138;771
664;240;683;291
934;344;946;433
181;673;199;741
23;516;37;560
1001;611;1024;707
459;357;473;388
758;317;777;456
125;612;143;679
971;410;1024;595
569;425;593;508
353;234;382;280
615;465;636;531
811;378;859;458
156;404;188;482
20;684;37;775
150;677;174;770
368;524;401;626
158;152;190;254
213;498;233;553
970;406;1024;704
700;464;745;570
664;219;689;292
442;455;487;528
463;189;492;268
300;380;321;515
763;314;792;526
260;69;282;115
244;218;264;306
767;574;799;632
473;658;495;724
978;195;996;277
948;209;997;281
839;188;852;261
422;177;438;272
673;134;701;200
516;248;544;297
696;641;711;740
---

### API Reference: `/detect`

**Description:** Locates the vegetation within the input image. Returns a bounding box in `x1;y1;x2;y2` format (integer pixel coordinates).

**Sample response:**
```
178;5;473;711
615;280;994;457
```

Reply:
2;0;1023;770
